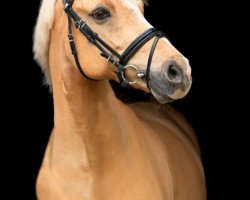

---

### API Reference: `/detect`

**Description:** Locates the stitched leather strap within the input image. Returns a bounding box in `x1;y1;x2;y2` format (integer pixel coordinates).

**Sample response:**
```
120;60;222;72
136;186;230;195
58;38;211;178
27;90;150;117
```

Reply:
146;36;161;88
67;15;96;80
119;28;162;65
63;0;168;88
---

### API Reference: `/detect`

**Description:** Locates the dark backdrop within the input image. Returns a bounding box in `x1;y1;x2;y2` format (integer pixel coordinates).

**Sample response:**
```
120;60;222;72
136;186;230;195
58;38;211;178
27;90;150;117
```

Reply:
29;1;246;200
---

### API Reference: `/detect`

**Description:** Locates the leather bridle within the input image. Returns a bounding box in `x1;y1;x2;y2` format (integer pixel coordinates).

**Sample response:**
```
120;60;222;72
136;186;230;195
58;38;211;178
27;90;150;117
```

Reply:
63;0;167;88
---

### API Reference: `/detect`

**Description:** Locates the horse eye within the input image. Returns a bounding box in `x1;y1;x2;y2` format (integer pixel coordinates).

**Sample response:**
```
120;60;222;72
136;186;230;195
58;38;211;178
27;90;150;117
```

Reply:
91;7;111;20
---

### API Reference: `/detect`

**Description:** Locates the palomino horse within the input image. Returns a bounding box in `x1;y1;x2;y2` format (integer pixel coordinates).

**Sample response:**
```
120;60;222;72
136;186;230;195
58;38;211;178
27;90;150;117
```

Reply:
33;0;206;199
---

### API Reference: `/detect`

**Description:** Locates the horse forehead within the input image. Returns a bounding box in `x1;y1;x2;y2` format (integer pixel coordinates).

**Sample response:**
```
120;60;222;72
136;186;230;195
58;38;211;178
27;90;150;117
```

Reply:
104;0;141;10
114;0;145;19
80;0;143;11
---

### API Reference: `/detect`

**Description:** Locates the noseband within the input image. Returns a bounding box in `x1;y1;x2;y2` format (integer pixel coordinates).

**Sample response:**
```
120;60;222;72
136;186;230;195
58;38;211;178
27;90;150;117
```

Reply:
63;0;167;88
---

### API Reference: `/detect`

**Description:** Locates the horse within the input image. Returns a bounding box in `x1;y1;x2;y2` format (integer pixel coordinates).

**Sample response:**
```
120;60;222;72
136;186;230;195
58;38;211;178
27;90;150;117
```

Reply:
33;0;206;199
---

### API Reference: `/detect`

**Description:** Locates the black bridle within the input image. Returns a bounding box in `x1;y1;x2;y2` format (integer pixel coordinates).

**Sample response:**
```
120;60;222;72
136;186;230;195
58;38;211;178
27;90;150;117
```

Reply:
63;0;167;88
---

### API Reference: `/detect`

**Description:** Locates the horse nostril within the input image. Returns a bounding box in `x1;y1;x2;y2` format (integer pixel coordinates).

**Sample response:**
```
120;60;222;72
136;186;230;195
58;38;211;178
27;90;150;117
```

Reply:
168;64;179;78
164;60;183;84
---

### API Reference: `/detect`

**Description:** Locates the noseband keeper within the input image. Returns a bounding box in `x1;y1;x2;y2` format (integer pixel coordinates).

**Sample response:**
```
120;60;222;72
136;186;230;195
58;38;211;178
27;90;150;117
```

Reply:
63;0;167;88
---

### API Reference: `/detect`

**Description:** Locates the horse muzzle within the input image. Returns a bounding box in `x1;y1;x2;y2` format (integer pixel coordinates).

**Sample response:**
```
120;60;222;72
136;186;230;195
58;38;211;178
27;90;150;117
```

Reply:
148;60;192;104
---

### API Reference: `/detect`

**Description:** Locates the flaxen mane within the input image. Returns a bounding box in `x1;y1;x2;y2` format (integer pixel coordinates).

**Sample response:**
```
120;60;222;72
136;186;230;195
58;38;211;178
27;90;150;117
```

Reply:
33;0;57;86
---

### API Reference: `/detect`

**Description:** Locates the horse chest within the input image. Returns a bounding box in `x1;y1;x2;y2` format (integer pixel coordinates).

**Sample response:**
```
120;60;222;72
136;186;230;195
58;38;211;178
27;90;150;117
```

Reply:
36;158;170;200
36;139;204;200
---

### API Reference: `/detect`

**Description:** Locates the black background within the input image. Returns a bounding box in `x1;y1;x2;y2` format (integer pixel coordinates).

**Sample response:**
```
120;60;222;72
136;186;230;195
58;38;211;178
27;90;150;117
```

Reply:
27;1;247;200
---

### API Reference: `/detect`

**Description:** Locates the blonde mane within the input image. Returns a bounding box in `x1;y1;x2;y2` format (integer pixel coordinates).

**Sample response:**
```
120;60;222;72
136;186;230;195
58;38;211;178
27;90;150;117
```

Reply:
33;0;57;87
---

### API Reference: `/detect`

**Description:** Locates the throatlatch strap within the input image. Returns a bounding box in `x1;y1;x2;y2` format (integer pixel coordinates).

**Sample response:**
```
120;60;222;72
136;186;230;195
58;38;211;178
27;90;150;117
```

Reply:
67;15;96;80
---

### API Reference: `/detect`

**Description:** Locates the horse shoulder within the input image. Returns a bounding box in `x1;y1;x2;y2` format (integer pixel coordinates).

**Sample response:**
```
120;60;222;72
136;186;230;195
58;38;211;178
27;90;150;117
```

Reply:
128;101;206;199
129;101;200;152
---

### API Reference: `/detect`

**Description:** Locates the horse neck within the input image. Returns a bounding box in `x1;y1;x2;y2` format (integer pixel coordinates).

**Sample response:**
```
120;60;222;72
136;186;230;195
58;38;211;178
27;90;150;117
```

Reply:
50;63;126;169
53;78;115;130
